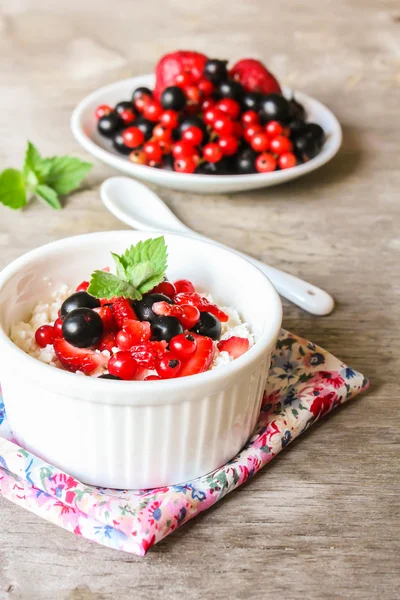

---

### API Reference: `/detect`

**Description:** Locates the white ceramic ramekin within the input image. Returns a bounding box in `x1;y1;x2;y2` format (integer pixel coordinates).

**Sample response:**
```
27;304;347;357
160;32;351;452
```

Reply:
0;231;282;489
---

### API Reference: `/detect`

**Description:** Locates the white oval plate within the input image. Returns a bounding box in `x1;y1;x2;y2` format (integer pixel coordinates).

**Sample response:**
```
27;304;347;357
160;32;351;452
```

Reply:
71;74;342;194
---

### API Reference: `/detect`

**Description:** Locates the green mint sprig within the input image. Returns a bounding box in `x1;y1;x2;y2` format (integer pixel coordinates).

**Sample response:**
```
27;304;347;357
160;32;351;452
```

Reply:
88;237;168;301
0;141;93;210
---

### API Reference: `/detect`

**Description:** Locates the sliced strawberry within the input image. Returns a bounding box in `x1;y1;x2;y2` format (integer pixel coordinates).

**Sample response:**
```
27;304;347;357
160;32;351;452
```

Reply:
178;334;214;378
111;298;137;328
174;293;229;322
230;59;282;95
217;336;249;359
130;341;168;369
53;338;108;374
95;305;116;332
116;320;151;350
154;50;208;99
98;332;116;353
76;281;89;292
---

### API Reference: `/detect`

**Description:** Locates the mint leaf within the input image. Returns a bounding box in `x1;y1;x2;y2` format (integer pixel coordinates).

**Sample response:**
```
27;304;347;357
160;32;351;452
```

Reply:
0;169;26;209
35;184;62;210
88;271;142;301
127;261;154;288
45;156;93;195
111;253;128;280
124;236;167;277
23;142;52;186
137;272;165;295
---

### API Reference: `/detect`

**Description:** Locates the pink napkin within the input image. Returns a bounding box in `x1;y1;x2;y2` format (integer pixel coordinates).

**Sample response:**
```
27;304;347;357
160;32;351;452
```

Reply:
0;329;368;555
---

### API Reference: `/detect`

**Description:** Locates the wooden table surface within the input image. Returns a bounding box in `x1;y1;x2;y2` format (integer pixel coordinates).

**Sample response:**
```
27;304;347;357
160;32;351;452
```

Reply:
0;0;399;598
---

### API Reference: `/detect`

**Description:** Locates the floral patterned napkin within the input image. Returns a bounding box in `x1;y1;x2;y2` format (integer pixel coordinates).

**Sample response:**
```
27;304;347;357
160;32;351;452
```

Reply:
0;329;368;556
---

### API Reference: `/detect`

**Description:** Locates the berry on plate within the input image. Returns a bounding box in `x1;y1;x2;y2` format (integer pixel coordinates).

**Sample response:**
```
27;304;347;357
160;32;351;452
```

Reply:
54;338;108;374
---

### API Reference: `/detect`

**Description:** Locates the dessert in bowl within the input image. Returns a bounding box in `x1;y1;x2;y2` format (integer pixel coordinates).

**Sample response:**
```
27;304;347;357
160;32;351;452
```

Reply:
0;231;282;489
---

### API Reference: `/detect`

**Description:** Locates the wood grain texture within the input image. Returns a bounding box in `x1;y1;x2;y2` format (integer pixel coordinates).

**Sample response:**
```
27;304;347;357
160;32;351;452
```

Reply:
0;0;399;598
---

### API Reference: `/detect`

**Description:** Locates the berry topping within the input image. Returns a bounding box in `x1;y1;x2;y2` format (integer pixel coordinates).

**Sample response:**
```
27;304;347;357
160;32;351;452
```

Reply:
60;291;100;319
115;320;151;350
53;338;108;375
178;334;214;378
130;340;168;369
111;298;137;329
151;316;184;342
217;336;250;359
174;292;229;322
135;293;173;322
35;325;56;348
62;308;104;348
174;279;195;294
191;311;222;340
108;351;138;380
169;333;197;359
156;355;182;379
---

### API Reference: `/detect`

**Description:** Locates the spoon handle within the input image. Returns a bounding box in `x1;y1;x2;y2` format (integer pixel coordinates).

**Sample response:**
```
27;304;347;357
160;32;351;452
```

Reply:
190;232;334;316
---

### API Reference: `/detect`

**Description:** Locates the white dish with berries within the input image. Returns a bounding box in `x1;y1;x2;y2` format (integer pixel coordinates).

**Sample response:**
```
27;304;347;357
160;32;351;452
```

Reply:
71;51;342;193
0;231;282;489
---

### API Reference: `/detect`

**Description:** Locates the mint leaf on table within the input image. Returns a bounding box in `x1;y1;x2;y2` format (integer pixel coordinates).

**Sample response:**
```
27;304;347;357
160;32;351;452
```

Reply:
88;271;142;302
0;141;93;211
0;168;27;209
88;237;168;301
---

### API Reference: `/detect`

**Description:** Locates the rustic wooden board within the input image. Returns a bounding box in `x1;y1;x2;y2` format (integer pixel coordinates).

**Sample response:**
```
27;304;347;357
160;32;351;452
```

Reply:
0;0;399;598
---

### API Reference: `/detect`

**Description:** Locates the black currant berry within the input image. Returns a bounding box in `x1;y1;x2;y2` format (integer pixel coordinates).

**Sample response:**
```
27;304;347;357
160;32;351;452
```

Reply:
60;292;100;319
131;87;152;103
151;316;184;342
288;97;306;121
115;101;135;116
218;80;244;102
204;59;228;83
191;312;221;340
294;135;319;160
135;293;173;322
289;119;308;139
98;374;122;380
97;113;124;138
135;117;154;141
162;154;175;170
236;148;257;174
178;116;208;139
242;92;263;111
305;122;325;145
160;86;186;111
62;308;103;348
260;94;291;124
113;131;132;155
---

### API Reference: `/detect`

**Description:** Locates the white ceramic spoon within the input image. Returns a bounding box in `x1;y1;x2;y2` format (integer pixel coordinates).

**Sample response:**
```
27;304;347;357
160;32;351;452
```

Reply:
100;176;334;316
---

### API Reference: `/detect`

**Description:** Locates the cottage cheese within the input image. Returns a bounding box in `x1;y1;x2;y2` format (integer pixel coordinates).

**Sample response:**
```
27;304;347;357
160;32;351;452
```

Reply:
10;285;254;376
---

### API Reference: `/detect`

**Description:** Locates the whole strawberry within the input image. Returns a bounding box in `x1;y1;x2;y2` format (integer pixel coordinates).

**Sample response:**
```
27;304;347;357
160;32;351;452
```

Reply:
154;50;208;99
230;58;282;95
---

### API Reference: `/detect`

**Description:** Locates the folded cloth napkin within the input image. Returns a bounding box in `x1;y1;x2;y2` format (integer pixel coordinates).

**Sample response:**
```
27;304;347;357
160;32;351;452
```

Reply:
0;329;368;556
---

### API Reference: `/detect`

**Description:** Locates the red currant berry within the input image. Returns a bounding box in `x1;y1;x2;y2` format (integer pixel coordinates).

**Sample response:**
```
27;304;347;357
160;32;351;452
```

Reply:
278;152;297;169
172;140;197;159
265;121;283;137
213;116;234;136
231;121;244;138
134;94;152;113
203;143;223;163
169;333;197;359
120;108;136;124
255;153;277;173
216;98;241;120
270;136;293;155
198;79;215;96
129;150;148;165
184;86;201;104
153;124;172;142
76;281;89;292
218;135;239;156
244;124;263;143
95;105;112;119
204;108;224;126
174;279;195;294
182;126;203;145
241;110;260;126
160;110;180;129
175;72;193;87
250;132;270;152
143;140;163;162
143;100;163;122
151;281;176;298
200;98;216;112
158;140;173;155
122;127;145;149
174;157;197;173
108;352;138;380
179;305;200;329
156;354;182;379
35;325;56;348
54;318;63;337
